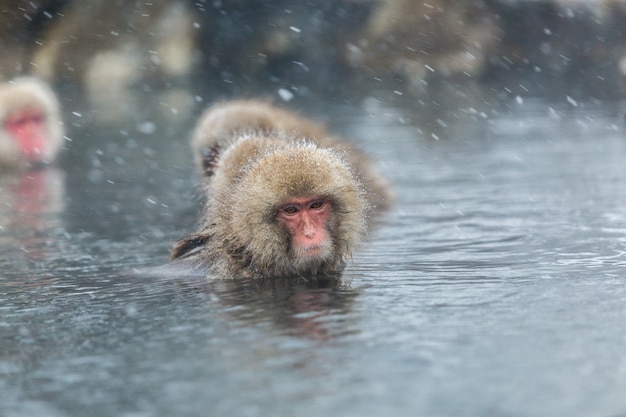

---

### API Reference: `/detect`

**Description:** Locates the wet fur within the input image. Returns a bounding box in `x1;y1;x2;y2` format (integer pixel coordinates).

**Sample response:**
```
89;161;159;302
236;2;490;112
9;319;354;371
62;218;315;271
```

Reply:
190;99;394;214
174;100;393;280
174;138;368;279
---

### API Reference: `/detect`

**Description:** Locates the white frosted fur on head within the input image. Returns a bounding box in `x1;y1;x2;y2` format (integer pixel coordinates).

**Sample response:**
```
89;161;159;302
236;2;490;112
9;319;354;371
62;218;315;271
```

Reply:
211;137;368;277
190;99;329;174
0;77;64;168
207;133;283;196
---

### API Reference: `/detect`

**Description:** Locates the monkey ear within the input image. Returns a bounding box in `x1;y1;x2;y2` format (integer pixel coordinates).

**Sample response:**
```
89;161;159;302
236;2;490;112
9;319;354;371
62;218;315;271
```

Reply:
200;145;220;177
171;233;211;260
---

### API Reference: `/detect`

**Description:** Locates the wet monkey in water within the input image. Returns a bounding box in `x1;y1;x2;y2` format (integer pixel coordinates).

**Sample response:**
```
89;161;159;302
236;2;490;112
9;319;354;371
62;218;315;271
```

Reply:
0;77;64;170
172;100;393;279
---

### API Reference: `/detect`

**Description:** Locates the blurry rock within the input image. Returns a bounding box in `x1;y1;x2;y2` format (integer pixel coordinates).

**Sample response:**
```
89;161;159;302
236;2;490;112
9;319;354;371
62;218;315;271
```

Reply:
191;0;371;98
25;0;198;124
0;0;66;78
348;0;500;92
3;0;626;121
486;0;626;99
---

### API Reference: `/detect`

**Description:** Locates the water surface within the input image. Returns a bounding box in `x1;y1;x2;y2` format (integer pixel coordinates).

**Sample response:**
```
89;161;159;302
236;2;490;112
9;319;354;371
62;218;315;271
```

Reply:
2;100;626;417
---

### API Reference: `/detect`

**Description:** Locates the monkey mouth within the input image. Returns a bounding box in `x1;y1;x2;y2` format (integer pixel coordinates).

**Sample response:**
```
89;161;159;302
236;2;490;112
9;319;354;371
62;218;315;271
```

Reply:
294;243;332;258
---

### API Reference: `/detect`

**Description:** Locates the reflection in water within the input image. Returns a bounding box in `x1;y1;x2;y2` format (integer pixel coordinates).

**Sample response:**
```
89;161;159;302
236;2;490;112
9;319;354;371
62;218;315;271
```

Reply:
0;168;65;267
173;274;358;343
211;278;357;341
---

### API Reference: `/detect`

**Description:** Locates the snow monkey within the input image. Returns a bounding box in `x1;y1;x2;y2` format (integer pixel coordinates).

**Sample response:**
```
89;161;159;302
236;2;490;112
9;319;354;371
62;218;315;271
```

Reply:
172;100;393;279
0;77;63;169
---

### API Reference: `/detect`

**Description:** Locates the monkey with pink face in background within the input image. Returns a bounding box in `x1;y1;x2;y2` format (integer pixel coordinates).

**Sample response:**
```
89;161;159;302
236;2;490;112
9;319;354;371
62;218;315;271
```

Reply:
0;77;64;170
0;77;66;266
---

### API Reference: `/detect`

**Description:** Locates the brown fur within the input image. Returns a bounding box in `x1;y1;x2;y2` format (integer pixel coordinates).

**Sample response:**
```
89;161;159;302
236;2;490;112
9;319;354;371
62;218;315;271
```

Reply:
173;137;367;279
190;99;394;215
190;99;327;176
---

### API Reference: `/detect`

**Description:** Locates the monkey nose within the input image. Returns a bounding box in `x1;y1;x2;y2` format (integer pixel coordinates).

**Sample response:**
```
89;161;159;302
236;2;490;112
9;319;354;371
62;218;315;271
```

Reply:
302;222;317;238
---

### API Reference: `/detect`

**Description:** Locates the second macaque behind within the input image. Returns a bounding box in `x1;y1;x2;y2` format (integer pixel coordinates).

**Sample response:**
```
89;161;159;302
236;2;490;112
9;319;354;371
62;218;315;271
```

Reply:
172;100;393;280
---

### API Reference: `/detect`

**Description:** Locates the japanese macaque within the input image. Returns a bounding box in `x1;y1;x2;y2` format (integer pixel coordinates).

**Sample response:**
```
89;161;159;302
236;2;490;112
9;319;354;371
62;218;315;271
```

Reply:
173;100;393;279
0;77;64;169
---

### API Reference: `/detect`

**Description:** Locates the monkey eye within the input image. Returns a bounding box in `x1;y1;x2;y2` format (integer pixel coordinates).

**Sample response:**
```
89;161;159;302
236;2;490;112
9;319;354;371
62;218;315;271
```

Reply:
283;205;299;215
309;200;324;210
11;116;27;126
